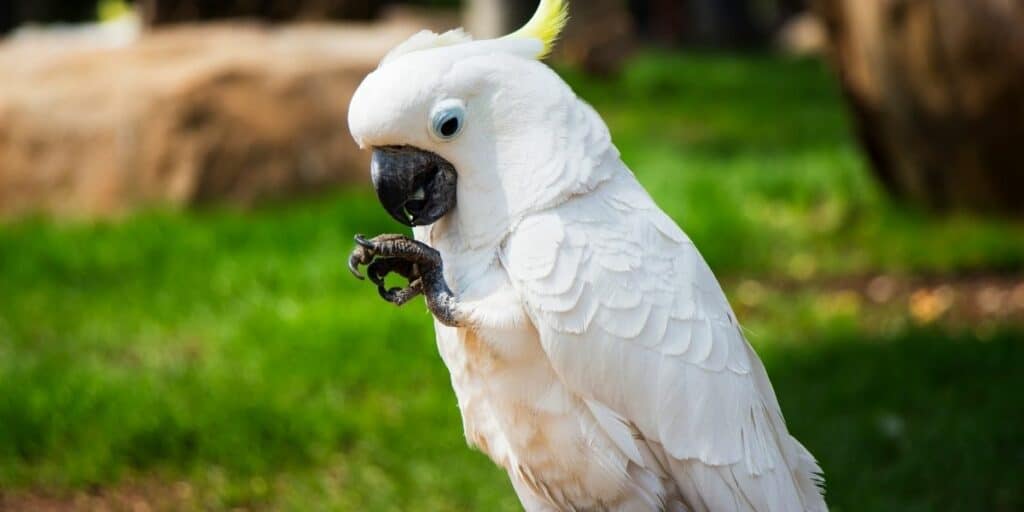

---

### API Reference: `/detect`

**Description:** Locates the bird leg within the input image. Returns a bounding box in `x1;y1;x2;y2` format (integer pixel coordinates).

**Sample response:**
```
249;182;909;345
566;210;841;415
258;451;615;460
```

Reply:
348;234;461;327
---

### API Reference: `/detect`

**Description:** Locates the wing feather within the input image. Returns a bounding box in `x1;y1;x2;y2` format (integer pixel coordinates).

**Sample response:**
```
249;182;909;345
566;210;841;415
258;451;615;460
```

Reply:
501;171;826;511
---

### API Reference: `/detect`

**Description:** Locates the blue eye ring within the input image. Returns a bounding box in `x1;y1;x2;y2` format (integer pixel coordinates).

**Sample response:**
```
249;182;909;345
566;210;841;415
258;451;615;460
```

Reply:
430;99;466;141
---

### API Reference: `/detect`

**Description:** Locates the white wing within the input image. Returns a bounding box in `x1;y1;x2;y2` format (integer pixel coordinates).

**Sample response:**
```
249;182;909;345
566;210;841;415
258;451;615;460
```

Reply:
501;170;827;512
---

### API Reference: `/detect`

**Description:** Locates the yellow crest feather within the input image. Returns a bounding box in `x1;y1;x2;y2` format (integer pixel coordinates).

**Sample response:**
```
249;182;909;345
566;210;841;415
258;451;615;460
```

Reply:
506;0;569;59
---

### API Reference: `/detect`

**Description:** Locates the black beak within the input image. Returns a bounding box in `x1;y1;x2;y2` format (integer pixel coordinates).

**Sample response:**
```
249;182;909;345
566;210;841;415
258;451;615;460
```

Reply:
371;146;458;227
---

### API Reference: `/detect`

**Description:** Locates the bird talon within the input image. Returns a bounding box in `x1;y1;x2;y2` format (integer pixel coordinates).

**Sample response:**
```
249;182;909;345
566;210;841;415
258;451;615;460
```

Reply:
354;234;374;250
369;268;387;288
348;257;365;280
379;284;420;305
349;234;432;308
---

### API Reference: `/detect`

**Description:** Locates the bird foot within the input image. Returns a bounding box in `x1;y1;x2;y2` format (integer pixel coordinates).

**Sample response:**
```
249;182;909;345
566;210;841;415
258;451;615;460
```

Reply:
348;234;454;319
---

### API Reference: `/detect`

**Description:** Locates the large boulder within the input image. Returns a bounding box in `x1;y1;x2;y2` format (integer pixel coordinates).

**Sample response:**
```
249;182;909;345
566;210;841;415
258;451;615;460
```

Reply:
0;20;417;217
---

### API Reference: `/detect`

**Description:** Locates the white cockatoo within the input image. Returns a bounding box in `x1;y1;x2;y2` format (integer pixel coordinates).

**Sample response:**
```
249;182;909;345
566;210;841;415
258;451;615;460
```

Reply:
346;1;827;510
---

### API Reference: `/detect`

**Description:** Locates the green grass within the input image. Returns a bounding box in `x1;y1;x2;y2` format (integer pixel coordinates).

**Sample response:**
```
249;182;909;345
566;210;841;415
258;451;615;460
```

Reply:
1;52;1023;510
0;198;518;510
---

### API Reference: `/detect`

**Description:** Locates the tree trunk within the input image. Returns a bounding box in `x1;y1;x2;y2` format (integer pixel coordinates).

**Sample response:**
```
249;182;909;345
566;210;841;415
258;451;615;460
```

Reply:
139;0;379;25
811;0;1024;215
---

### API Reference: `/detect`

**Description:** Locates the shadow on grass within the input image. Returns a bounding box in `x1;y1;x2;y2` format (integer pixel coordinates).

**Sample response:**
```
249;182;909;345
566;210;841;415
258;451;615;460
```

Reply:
768;329;1024;512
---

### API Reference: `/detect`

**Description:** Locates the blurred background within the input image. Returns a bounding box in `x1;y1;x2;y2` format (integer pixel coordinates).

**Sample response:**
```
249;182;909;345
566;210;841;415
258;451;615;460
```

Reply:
0;0;1022;510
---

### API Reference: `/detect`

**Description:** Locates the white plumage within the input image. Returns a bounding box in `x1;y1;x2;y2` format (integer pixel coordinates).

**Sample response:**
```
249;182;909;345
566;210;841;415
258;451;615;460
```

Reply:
347;2;827;509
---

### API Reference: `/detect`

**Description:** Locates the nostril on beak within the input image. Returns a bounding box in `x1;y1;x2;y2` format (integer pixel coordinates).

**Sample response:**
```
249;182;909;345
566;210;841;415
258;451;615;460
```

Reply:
403;164;440;220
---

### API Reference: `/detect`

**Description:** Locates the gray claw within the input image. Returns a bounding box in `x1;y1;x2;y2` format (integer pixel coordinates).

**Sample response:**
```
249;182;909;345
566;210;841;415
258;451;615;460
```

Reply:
354;234;374;250
348;253;365;280
368;267;386;288
378;279;423;306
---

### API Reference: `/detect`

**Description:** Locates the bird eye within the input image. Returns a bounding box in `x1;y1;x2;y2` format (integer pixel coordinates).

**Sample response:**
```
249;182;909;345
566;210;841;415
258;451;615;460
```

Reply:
430;100;465;141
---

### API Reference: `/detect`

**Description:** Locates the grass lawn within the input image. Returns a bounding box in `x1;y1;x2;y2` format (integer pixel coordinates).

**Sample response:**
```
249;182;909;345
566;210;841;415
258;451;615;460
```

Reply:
1;53;1023;511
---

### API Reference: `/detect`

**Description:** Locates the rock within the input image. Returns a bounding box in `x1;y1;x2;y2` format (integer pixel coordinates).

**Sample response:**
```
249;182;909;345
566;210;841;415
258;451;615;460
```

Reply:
0;21;415;217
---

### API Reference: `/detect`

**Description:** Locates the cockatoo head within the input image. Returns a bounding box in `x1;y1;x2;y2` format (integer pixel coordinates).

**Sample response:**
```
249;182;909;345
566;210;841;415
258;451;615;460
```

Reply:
348;1;572;240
